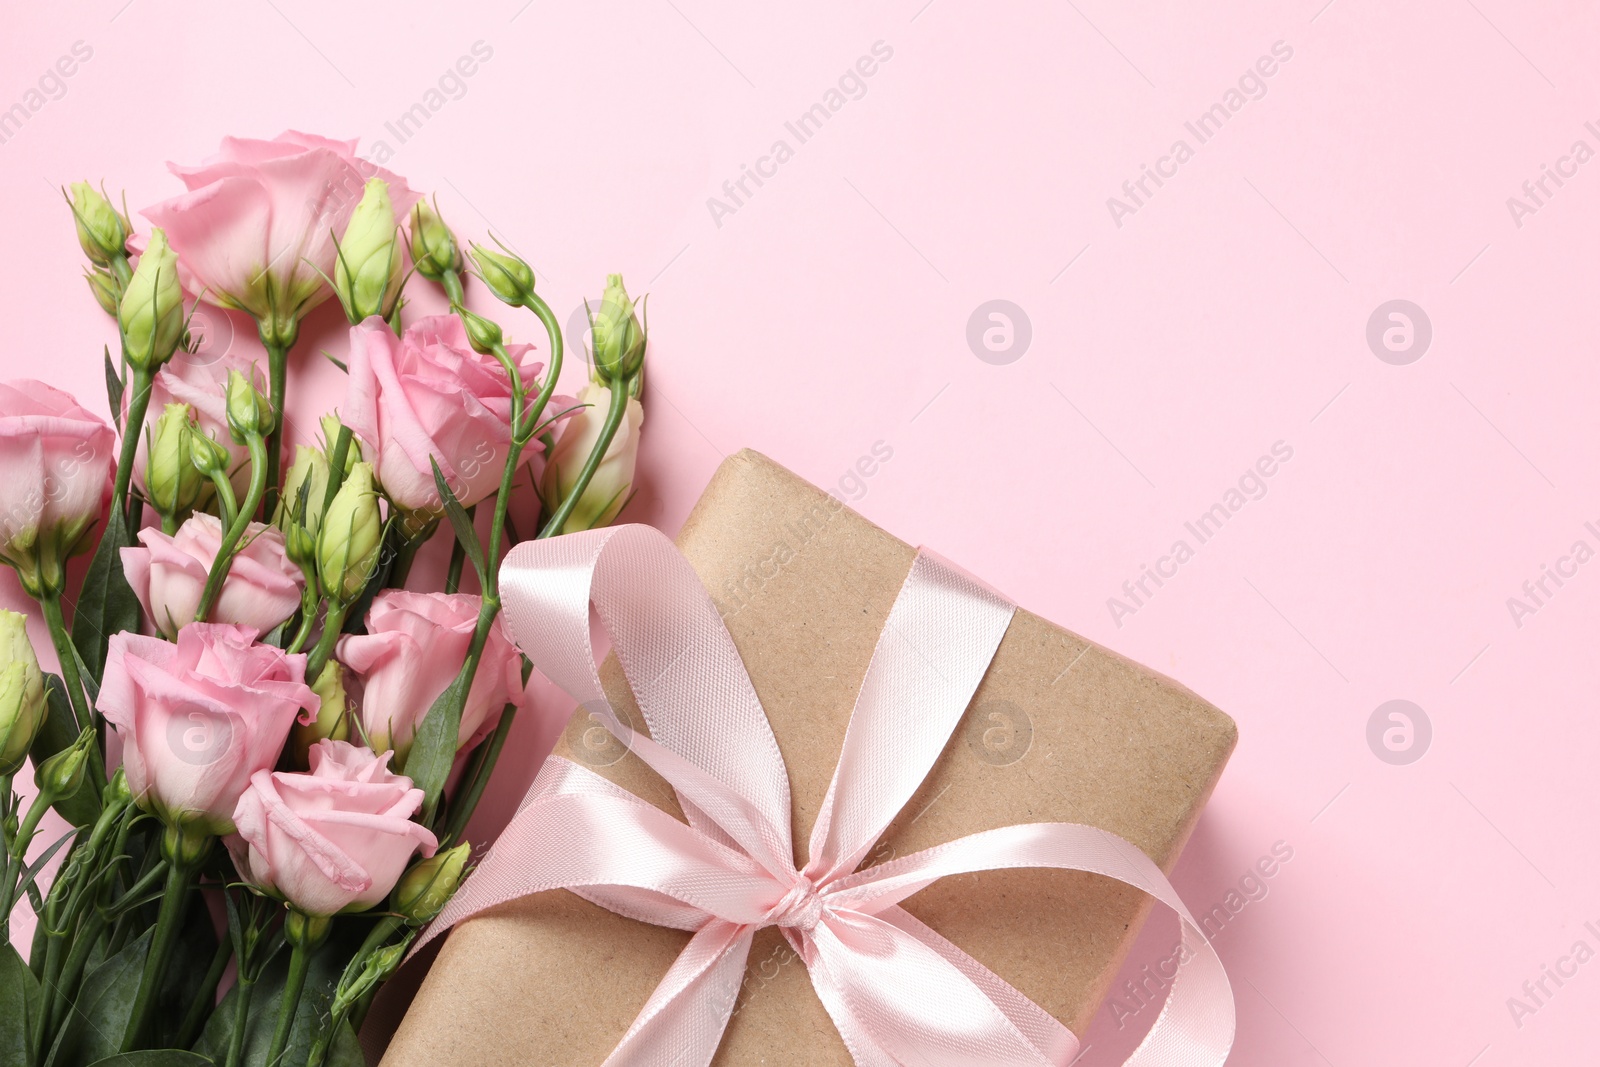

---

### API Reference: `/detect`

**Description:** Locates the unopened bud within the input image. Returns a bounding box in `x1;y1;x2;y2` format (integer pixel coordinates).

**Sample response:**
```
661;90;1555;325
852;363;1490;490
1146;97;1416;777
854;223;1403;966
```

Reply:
392;843;471;924
0;612;45;777
470;243;535;306
36;726;94;804
318;462;383;604
119;228;185;372
187;427;232;480
86;270;120;317
589;274;647;383
291;660;350;768
321;414;362;472
409;199;461;282
148;403;209;520
454;307;502;355
69;181;129;267
276;445;331;536
335;179;405;323
224;368;274;442
105;766;132;808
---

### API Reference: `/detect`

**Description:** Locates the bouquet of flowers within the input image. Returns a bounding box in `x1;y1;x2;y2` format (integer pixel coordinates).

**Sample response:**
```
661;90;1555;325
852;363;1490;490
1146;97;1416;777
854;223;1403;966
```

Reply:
0;132;649;1066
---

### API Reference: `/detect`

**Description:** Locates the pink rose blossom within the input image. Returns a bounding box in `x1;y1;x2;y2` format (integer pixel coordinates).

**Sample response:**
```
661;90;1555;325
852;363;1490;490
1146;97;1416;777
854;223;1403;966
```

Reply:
337;590;527;759
229;739;437;916
99;624;319;833
344;315;551;516
121;513;304;638
143;132;417;340
0;380;114;573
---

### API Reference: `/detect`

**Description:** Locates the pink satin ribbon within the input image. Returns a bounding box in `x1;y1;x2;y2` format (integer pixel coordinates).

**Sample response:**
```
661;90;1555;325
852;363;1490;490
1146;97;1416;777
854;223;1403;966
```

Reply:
414;525;1234;1066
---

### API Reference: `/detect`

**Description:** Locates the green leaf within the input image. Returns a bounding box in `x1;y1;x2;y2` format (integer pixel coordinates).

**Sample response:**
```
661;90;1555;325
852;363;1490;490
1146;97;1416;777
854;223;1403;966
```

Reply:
429;457;485;583
0;943;42;1067
104;349;124;435
84;1054;213;1066
191;928;357;1067
46;927;150;1067
71;506;141;684
320;1022;366;1067
404;672;465;824
32;676;99;825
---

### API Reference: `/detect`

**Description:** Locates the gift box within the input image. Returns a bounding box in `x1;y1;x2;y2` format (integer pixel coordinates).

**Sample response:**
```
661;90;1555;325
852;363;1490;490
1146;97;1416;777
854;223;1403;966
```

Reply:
380;449;1237;1065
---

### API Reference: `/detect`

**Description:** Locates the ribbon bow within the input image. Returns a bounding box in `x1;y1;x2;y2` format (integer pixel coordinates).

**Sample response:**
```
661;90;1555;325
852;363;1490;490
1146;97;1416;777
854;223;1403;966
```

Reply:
416;525;1234;1066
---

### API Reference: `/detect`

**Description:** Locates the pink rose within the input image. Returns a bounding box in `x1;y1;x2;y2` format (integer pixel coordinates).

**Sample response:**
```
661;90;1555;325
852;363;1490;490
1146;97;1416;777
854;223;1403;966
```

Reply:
121;513;304;638
143;132;417;339
344;315;549;515
0;380;114;577
99;624;319;833
337;590;526;759
229;740;437;916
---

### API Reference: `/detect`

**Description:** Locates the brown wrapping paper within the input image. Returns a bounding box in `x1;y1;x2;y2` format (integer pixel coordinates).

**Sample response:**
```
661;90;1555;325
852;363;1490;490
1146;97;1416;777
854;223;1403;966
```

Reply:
380;449;1237;1066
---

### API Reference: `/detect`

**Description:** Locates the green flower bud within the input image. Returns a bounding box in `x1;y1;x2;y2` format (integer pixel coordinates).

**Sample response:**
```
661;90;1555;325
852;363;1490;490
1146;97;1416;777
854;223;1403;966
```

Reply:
409;199;461;282
290;660;350;768
105;766;132;808
392;843;471;925
119;228;185;372
284;521;317;576
187;427;232;480
36;726;94;804
86;270;120;317
224;368;274;443
331;940;408;1019
321;414;362;472
0;612;45;777
454;307;502;355
276;444;331;536
589;274;647;383
147;403;209;521
317;462;383;605
335;179;405;323
69;181;128;267
470;243;535;306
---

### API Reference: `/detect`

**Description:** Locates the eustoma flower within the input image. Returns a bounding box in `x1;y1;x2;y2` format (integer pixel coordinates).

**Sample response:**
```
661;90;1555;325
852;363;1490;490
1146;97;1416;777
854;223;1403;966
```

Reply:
121;513;303;637
343;315;546;520
336;590;526;759
98;624;319;833
0;380;115;596
142;132;416;348
229;739;437;916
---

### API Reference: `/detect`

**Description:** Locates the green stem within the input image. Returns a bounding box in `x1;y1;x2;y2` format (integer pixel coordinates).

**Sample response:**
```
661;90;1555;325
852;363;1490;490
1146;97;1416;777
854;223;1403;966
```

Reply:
195;434;269;623
39;591;94;733
441;703;516;844
387;523;431;590
224;970;256;1067
262;340;290;520
119;853;199;1052
207;467;240;531
444;504;474;594
0;790;51;938
286;590;320;655
265;939;312;1067
539;378;630;538
112;367;153;521
176;932;233;1049
306;600;350;680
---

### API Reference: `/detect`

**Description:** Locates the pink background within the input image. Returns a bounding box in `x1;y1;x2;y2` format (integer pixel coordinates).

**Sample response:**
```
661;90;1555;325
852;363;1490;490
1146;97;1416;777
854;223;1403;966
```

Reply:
4;1;1598;1063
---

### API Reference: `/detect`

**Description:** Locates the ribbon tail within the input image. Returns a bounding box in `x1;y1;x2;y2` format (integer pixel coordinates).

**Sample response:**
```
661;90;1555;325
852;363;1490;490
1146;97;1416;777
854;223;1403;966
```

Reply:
878;906;1079;1065
602;921;754;1067
827;822;1236;1066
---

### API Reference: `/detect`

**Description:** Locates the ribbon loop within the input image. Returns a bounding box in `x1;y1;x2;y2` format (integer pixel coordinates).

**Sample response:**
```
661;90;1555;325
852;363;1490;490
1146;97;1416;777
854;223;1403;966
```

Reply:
419;525;1234;1067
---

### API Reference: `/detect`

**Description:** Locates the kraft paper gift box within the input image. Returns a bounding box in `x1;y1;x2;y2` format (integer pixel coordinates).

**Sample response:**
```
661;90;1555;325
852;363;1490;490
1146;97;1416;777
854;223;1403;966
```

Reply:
380;449;1237;1066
